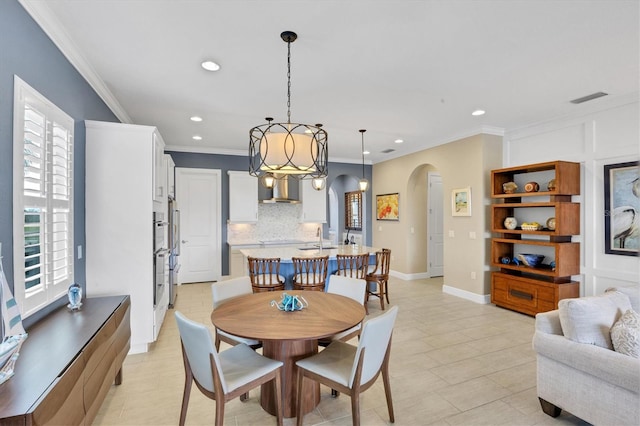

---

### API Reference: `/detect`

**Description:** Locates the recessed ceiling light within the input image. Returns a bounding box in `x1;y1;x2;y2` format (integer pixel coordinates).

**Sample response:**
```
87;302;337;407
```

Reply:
192;135;202;141
472;109;485;116
190;116;203;122
201;60;220;71
363;150;370;155
394;139;403;144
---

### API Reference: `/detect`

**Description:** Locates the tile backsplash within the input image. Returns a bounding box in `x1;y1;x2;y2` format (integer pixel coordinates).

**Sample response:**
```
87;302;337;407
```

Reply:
227;203;320;243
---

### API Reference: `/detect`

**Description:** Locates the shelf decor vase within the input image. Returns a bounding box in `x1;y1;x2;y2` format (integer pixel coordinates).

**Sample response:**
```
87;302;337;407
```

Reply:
67;283;82;311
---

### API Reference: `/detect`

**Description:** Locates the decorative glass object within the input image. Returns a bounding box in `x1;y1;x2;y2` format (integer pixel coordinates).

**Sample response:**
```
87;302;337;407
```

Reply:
67;283;82;310
271;293;308;311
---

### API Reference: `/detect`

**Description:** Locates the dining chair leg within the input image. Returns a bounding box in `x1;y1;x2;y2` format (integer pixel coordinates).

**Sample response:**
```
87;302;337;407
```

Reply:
376;279;385;310
274;371;283;426
214;396;225;426
384;279;390;305
179;377;192;426
382;352;395;422
350;393;361;426
296;368;305;426
331;388;339;397
240;391;249;401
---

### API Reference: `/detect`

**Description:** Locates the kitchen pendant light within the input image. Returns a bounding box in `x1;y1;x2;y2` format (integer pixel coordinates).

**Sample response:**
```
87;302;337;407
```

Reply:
249;31;328;182
312;177;326;191
261;173;276;189
358;129;369;192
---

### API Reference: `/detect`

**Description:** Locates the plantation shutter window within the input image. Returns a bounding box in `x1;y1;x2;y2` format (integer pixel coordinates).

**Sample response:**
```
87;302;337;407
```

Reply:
13;76;74;317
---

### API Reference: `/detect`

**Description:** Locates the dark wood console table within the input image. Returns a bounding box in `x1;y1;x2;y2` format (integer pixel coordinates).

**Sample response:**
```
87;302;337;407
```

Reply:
0;295;130;425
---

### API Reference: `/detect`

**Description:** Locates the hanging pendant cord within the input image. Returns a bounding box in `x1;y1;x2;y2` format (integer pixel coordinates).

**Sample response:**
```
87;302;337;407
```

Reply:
287;39;291;124
361;129;366;178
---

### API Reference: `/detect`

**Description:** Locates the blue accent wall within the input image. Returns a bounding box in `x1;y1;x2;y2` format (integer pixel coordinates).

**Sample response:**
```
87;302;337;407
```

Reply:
0;0;118;326
167;151;372;275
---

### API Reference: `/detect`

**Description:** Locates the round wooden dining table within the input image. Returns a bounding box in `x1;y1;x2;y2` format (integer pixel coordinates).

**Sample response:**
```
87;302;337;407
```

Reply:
211;290;366;418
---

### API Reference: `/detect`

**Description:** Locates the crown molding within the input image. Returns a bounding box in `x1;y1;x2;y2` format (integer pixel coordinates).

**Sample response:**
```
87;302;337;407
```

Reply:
19;0;132;123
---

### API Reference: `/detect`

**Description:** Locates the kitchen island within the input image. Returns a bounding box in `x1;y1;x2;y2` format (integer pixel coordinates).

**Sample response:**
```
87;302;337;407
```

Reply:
238;244;380;288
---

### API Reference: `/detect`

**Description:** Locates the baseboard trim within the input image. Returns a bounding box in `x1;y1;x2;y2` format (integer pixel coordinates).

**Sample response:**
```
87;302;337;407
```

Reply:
389;270;430;281
443;285;491;304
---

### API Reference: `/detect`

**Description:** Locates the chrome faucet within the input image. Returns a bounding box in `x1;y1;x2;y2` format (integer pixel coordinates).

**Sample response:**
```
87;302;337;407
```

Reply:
316;226;323;250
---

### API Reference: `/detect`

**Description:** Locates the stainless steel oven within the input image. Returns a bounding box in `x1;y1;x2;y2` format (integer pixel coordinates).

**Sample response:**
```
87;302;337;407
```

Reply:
153;212;168;306
153;249;168;306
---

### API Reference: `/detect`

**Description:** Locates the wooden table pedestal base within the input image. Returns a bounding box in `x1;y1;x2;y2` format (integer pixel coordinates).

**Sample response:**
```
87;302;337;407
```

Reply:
261;339;321;418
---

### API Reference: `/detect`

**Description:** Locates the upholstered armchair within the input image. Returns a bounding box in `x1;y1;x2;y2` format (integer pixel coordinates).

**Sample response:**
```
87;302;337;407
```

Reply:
532;286;640;425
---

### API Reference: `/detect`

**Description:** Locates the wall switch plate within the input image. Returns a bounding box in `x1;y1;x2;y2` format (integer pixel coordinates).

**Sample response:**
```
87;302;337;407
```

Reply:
448;230;455;238
469;231;476;239
378;226;382;231
471;271;476;279
77;245;83;259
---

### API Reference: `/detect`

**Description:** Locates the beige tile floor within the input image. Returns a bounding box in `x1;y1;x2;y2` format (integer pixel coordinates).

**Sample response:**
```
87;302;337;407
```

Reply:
94;277;590;425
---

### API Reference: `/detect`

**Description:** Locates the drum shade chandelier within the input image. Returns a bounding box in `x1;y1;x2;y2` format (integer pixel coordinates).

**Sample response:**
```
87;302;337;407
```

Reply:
249;31;328;189
358;129;369;192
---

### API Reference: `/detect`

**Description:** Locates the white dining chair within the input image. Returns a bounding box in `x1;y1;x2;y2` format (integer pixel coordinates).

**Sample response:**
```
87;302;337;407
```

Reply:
295;305;399;426
211;276;261;350
322;275;367;343
175;311;283;426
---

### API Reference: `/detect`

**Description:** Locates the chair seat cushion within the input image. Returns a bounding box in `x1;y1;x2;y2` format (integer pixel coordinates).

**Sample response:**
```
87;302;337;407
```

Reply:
219;344;282;393
253;275;285;285
296;341;356;387
217;329;260;347
293;274;324;285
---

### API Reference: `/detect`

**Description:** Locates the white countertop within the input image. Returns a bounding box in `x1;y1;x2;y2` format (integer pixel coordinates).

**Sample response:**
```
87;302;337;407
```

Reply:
228;239;332;247
239;245;380;262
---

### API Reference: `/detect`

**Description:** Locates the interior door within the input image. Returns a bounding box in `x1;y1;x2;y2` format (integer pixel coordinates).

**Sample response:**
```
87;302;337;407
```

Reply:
427;172;444;277
175;168;221;283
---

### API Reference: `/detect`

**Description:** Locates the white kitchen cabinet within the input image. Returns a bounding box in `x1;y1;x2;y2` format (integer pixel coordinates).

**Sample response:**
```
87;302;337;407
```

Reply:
229;244;261;277
153;132;166;202
165;154;175;198
228;171;258;222
85;120;167;354
300;179;327;223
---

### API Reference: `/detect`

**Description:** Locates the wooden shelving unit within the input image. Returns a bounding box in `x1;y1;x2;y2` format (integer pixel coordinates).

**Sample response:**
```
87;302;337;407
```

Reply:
490;160;581;316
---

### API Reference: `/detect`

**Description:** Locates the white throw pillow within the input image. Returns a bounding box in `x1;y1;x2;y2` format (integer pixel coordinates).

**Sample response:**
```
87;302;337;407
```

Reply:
610;309;640;358
559;291;632;350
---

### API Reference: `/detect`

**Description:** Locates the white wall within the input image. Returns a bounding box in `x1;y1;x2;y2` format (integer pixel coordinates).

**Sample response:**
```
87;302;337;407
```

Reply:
504;99;640;296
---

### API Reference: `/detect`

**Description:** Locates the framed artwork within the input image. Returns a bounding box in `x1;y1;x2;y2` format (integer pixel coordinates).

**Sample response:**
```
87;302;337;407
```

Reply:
376;193;399;221
452;187;471;217
604;161;639;256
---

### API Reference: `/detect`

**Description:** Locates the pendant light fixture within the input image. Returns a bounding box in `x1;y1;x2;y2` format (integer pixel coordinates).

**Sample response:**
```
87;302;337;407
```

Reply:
249;31;328;184
358;129;369;192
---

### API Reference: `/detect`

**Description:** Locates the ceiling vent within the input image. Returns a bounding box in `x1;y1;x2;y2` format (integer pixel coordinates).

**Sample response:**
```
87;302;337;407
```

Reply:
570;92;608;104
381;148;395;154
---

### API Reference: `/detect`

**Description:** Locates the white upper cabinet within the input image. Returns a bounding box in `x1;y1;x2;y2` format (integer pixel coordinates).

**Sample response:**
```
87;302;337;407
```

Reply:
228;171;258;222
152;131;166;202
165;154;175;199
300;179;327;223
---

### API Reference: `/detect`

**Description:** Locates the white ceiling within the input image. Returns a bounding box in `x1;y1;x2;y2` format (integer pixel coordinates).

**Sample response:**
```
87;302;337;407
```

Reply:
21;0;639;164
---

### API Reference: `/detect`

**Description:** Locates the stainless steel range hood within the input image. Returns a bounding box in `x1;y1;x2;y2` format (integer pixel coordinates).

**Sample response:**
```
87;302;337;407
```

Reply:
260;175;300;204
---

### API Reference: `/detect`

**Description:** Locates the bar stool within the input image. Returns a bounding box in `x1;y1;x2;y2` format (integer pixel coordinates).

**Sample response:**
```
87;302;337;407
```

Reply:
247;256;285;293
335;253;369;279
366;248;391;310
292;255;329;291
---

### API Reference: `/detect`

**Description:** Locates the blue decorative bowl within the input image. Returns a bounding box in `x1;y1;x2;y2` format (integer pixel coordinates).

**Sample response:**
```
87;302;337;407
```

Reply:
516;254;545;268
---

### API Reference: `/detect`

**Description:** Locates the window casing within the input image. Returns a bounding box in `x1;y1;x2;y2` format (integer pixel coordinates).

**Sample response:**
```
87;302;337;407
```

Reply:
345;191;362;231
13;76;74;318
